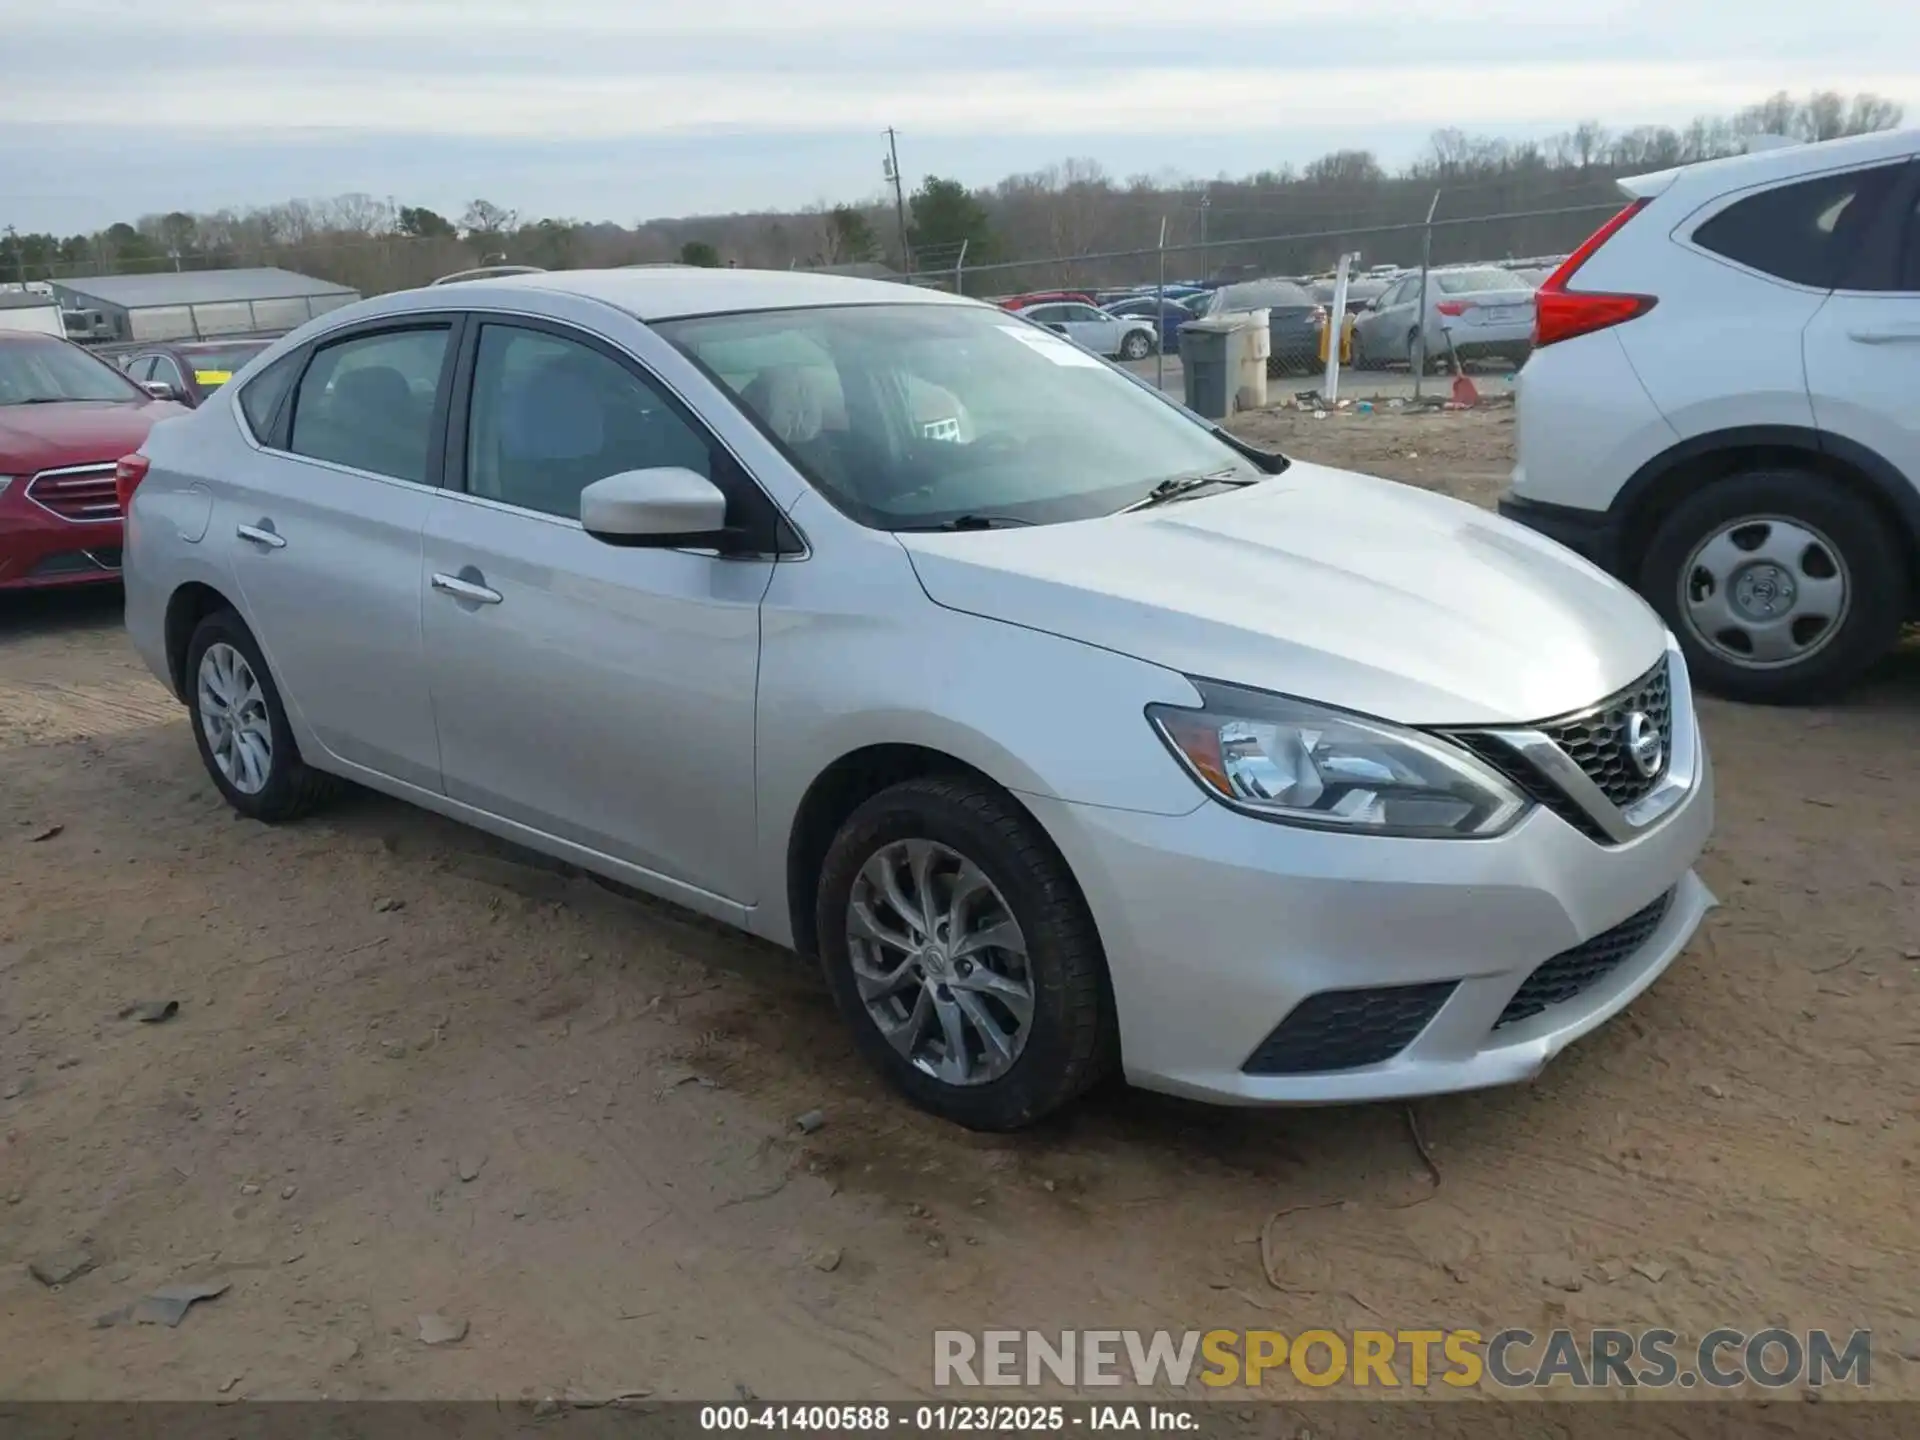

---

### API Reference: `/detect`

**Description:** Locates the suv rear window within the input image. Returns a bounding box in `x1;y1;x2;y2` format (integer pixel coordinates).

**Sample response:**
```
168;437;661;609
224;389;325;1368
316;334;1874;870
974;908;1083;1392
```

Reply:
1692;164;1903;289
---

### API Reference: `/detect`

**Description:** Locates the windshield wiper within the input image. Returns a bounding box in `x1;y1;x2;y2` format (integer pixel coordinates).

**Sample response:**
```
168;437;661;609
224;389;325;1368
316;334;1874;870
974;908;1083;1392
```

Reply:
6;396;83;406
1122;468;1259;513
898;514;1035;532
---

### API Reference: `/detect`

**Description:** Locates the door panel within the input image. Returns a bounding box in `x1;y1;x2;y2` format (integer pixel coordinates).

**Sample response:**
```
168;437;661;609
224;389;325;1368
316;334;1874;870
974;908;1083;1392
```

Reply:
1804;290;1920;494
226;323;452;790
421;319;773;904
421;496;771;901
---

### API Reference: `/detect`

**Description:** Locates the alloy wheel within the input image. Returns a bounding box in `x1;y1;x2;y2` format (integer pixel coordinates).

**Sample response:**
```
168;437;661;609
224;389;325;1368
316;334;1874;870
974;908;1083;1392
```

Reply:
1679;515;1851;670
845;839;1034;1086
197;641;274;795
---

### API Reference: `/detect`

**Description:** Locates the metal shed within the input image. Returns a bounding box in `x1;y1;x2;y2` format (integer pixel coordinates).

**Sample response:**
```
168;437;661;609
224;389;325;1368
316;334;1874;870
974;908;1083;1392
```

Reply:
49;268;360;343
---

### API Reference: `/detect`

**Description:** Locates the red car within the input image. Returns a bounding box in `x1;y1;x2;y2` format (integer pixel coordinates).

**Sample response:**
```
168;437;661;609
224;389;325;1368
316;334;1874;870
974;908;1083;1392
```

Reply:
995;290;1098;311
1;333;186;591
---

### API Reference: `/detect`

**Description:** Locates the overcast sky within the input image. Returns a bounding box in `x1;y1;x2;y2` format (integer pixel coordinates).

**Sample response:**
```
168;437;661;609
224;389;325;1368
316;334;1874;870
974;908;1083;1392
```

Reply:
3;0;1916;233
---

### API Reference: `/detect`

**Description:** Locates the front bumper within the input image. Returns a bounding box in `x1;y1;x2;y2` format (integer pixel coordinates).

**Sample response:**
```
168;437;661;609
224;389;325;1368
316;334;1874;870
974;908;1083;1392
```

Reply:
1027;734;1714;1106
0;497;124;591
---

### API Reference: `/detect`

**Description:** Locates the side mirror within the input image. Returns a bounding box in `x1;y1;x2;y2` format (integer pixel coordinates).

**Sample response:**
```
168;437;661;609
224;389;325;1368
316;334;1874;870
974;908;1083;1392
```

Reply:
142;380;182;401
580;467;731;549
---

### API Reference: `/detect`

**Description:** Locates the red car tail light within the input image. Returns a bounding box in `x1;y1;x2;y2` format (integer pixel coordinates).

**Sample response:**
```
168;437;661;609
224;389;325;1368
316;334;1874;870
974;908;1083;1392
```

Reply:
1435;300;1468;316
114;454;151;513
1533;199;1657;348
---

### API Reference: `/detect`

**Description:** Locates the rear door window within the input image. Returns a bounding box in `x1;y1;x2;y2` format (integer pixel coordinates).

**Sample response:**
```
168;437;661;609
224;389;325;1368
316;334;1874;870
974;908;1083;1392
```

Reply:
1692;164;1905;289
286;327;451;483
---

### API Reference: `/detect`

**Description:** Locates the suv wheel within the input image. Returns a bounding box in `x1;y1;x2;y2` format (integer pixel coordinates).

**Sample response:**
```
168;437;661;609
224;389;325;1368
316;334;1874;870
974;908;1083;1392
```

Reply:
186;609;340;821
1119;330;1153;361
1640;469;1905;704
815;776;1114;1130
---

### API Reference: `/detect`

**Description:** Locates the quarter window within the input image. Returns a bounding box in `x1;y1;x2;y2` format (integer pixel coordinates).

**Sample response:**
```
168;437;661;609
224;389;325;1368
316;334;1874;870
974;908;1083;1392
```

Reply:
463;324;714;520
1692;164;1904;289
287;327;451;483
238;349;304;442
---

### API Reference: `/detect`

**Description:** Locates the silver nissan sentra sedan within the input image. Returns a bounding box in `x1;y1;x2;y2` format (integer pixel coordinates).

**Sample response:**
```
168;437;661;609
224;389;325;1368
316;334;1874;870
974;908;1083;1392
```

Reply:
120;268;1714;1131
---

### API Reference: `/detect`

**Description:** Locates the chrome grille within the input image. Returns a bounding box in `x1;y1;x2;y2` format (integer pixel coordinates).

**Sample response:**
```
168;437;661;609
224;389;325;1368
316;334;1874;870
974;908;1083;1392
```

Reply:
25;463;120;524
1539;661;1672;807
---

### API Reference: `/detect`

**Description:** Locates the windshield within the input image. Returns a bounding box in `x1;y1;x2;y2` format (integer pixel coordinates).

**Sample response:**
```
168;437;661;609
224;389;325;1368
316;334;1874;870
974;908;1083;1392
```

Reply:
183;344;271;387
1434;268;1532;295
657;303;1261;530
0;336;146;406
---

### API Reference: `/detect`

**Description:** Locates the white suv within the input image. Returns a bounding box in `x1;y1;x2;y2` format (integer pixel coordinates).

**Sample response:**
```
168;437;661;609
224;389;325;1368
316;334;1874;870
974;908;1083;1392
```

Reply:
1502;129;1920;703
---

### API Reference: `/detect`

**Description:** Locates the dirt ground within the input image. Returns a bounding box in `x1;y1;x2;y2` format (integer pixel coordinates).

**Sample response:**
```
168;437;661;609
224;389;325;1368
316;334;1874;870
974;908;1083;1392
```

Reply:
2;406;1917;1409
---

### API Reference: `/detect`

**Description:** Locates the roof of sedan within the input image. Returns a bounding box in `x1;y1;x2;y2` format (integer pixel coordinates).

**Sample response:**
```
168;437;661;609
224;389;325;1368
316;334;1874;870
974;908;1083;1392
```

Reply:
473;267;972;320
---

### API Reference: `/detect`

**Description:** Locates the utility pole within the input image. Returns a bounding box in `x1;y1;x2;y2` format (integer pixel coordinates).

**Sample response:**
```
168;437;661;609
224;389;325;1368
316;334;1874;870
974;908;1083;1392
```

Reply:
1198;189;1210;249
884;128;912;274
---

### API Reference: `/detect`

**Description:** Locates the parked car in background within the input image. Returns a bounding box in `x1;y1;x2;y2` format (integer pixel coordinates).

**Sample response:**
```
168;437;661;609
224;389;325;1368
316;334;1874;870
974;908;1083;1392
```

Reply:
1200;278;1325;373
1102;294;1198;351
1503;126;1920;704
0;332;184;590
995;290;1098;311
121;267;1712;1130
114;339;278;409
1020;300;1159;359
1353;266;1536;370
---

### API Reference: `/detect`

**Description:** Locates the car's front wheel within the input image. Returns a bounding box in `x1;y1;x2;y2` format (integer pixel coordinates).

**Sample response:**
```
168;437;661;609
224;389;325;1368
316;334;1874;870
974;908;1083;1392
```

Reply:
1639;469;1905;704
816;776;1114;1130
186;609;339;821
1120;330;1153;361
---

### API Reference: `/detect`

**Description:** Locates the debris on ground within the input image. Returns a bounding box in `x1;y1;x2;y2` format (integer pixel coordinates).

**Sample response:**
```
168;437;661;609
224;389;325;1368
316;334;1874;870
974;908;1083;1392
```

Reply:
118;999;180;1024
1632;1260;1670;1284
29;1248;96;1287
807;1245;843;1273
28;825;63;843
373;896;406;913
131;1277;230;1327
794;1109;826;1134
418;1312;469;1345
458;1155;486;1183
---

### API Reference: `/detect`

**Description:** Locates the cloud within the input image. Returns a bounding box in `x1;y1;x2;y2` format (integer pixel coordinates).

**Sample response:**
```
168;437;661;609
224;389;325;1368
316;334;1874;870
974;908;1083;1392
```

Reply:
10;62;1919;141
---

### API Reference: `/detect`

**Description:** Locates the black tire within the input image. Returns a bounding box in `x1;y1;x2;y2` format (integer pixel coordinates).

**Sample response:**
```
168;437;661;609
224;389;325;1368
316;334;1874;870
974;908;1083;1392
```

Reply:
1638;469;1906;705
1120;330;1153;361
815;776;1115;1131
185;609;340;821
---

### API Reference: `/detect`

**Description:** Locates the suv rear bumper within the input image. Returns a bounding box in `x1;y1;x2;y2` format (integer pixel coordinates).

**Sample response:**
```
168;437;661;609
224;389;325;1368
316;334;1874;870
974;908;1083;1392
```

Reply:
1496;493;1623;576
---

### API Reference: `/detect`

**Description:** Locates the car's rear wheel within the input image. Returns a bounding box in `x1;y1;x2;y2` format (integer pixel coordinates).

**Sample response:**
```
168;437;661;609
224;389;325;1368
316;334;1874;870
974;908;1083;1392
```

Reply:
1120;330;1153;361
1639;470;1904;704
186;609;339;821
815;776;1114;1131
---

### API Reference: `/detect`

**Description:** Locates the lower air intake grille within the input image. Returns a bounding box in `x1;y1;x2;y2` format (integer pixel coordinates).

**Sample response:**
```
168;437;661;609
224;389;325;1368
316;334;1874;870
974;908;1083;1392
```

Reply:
1494;888;1675;1030
1242;981;1457;1075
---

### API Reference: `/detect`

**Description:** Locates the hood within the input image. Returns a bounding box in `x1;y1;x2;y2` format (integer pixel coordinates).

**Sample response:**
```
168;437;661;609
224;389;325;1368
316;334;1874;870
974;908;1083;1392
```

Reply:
898;462;1667;726
0;400;183;474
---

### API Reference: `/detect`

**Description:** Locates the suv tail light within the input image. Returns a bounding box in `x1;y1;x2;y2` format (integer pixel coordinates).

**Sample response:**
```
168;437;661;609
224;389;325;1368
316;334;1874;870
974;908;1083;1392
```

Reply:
1533;199;1657;348
1435;300;1468;316
114;454;151;513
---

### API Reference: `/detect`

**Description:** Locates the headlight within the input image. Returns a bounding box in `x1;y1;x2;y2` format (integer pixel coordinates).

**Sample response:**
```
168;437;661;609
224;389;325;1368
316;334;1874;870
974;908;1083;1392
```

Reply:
1148;681;1527;838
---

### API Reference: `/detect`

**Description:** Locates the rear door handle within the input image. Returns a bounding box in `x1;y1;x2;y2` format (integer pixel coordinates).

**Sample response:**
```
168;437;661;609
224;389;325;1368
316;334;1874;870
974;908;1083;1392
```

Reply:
236;523;286;549
1847;323;1920;344
431;571;503;605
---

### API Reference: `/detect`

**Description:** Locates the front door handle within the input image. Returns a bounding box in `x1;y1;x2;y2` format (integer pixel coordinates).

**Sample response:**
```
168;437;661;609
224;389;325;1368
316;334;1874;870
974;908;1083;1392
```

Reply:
431;571;503;605
1847;323;1920;344
236;522;286;549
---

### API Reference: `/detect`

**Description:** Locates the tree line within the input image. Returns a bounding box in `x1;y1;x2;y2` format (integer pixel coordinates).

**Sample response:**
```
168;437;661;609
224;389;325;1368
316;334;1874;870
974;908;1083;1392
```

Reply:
0;90;1902;301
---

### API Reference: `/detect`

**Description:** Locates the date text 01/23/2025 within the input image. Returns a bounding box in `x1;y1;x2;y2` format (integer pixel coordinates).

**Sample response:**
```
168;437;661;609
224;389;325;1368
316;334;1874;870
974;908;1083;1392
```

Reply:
698;1404;1194;1431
